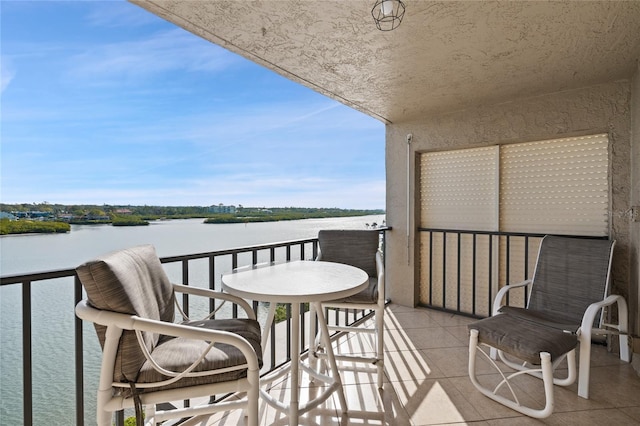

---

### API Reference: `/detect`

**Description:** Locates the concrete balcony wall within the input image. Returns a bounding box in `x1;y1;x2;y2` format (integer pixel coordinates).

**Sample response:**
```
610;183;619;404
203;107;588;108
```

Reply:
631;64;640;368
384;80;637;341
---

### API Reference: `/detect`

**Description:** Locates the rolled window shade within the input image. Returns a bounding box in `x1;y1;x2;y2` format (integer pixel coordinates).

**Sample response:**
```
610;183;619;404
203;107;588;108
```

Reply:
420;146;499;231
499;134;609;236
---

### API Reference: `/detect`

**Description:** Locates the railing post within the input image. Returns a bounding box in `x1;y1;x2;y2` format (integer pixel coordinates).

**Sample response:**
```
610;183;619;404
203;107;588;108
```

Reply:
524;236;530;302
505;235;511;305
209;256;216;315
472;233;477;316
231;253;239;318
22;281;33;426
456;232;461;312
115;411;124;426
429;232;433;304
442;232;447;309
74;275;85;426
488;233;494;315
181;259;190;317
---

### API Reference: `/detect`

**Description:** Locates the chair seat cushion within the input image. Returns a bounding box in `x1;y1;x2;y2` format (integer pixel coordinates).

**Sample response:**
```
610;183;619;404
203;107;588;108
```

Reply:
468;313;577;365
133;318;263;393
498;306;580;333
327;277;378;304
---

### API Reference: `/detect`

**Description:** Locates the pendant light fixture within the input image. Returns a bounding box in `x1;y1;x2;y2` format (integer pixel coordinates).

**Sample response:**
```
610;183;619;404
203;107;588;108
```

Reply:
371;0;406;31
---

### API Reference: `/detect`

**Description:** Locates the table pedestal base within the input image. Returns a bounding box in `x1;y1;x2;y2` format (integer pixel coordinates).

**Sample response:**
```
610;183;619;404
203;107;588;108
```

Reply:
259;302;347;426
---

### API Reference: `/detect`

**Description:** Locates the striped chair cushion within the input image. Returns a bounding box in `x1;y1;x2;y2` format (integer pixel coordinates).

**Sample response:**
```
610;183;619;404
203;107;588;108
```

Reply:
134;318;263;393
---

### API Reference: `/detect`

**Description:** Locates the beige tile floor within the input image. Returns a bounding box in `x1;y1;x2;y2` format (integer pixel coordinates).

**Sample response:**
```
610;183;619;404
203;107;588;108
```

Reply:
181;304;640;425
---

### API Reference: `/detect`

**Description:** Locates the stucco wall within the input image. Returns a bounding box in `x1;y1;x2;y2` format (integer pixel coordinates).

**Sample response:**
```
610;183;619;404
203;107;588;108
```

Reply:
631;64;640;350
385;81;635;336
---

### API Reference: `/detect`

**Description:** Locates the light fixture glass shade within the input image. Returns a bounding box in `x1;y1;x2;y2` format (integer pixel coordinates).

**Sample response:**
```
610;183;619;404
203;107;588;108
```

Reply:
381;0;394;16
371;0;406;31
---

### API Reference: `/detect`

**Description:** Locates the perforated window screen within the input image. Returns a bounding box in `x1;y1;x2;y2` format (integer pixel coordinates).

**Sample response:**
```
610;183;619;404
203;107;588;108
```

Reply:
419;134;609;236
419;146;499;231
499;134;609;236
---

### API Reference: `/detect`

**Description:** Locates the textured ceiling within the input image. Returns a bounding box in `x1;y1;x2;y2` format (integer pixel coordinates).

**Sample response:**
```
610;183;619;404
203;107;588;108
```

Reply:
130;0;640;124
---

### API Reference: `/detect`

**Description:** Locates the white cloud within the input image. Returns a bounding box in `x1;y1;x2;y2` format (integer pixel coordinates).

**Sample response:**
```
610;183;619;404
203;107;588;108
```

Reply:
1;56;16;93
1;171;385;209
85;2;159;28
67;28;238;83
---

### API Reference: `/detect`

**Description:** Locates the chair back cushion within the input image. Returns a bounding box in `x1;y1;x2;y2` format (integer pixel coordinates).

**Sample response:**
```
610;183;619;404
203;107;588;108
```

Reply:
528;236;614;326
76;245;175;382
318;230;379;277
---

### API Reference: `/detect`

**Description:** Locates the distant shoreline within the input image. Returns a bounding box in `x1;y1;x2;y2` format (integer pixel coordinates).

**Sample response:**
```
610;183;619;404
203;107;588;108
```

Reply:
1;212;385;236
0;219;71;236
203;211;384;224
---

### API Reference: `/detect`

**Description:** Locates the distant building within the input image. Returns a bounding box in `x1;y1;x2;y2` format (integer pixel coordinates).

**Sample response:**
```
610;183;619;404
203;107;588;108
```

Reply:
29;211;53;218
9;211;53;220
85;214;111;221
0;212;17;220
209;204;236;214
114;209;132;215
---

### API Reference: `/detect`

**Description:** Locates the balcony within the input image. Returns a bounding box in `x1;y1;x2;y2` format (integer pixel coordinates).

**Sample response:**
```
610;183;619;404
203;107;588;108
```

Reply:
1;231;638;425
185;304;640;425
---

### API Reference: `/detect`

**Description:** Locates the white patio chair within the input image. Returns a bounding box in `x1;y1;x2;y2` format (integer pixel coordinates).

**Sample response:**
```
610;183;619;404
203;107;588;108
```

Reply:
468;235;629;417
311;229;386;389
75;245;261;426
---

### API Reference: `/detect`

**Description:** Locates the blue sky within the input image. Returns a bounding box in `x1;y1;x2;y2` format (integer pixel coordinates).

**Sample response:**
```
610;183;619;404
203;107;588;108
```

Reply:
1;1;385;209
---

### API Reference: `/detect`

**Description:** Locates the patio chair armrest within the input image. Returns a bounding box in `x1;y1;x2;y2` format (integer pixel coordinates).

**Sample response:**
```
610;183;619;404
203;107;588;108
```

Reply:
492;279;533;316
173;283;256;320
580;294;629;337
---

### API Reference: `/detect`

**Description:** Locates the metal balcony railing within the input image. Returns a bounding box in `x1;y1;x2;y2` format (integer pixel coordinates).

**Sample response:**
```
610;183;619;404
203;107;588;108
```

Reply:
3;227;608;425
0;231;388;426
417;228;607;318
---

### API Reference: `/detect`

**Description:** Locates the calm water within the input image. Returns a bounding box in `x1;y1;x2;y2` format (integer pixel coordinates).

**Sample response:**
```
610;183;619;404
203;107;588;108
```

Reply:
0;215;384;425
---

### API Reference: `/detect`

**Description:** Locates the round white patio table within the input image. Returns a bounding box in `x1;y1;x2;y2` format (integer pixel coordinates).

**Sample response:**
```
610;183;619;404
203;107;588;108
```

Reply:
221;260;369;426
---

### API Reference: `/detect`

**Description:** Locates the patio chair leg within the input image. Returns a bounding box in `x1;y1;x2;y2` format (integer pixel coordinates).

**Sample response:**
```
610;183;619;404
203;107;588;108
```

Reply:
468;329;556;419
145;404;155;426
620;333;630;362
578;335;592;399
96;389;113;426
376;305;385;389
97;410;111;426
309;303;319;376
489;347;498;360
618;296;631;363
246;367;260;426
